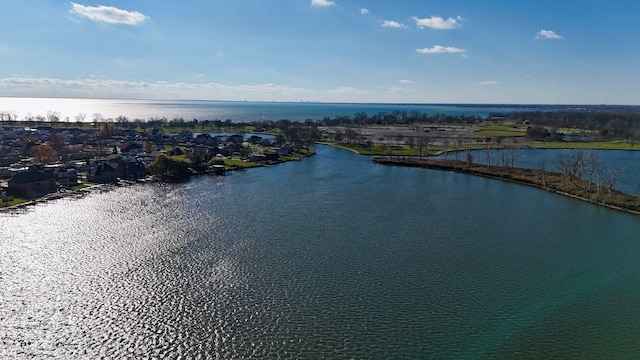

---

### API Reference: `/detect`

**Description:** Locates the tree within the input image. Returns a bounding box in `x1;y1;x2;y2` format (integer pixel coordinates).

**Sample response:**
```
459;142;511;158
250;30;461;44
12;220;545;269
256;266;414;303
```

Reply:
585;151;600;191
100;123;112;138
538;153;548;188
454;139;463;161
406;136;415;151
465;148;474;166
92;113;104;128
48;130;64;150
557;148;587;185
344;128;358;145
482;144;493;167
75;112;86;123
143;141;154;153
31;144;58;164
46;110;60;122
505;147;518;168
526;125;550;140
417;135;430;159
147;155;191;178
602;167;623;195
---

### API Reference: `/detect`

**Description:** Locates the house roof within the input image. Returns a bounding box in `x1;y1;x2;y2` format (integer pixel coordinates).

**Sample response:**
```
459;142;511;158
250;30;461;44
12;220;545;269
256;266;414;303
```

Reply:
9;170;54;184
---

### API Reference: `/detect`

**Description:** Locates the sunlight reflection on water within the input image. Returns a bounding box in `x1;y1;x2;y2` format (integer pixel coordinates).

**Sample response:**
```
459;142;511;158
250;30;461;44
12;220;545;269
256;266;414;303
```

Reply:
3;146;640;358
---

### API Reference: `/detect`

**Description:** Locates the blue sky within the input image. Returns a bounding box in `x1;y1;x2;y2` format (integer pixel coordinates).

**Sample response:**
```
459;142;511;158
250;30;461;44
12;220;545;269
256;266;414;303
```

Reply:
0;0;638;104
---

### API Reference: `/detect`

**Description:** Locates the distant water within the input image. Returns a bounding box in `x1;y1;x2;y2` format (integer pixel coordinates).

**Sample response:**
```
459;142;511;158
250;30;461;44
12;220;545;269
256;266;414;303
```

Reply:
3;145;640;359
0;97;544;122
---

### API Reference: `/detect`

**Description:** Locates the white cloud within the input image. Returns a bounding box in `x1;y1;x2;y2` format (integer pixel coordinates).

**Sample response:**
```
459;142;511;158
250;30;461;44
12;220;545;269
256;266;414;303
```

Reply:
326;86;366;95
311;0;335;7
69;2;148;25
399;79;413;84
536;29;563;40
382;20;406;28
360;8;369;15
0;76;308;102
387;86;408;93
413;15;461;30
416;45;466;54
478;81;498;86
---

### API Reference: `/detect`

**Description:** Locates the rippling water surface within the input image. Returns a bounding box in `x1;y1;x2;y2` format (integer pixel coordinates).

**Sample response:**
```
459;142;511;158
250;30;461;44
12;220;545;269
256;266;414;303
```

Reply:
2;145;640;359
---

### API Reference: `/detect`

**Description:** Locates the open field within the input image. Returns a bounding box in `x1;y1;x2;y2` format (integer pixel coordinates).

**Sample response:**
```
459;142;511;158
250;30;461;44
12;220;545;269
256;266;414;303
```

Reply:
319;123;640;156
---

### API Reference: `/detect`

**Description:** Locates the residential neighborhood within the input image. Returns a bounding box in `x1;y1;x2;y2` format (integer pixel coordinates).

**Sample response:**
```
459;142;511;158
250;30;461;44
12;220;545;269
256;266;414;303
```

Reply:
0;123;308;206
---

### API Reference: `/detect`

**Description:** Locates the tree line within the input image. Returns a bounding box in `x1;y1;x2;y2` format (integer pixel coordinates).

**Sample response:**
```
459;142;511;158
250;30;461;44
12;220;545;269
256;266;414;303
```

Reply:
4;107;640;141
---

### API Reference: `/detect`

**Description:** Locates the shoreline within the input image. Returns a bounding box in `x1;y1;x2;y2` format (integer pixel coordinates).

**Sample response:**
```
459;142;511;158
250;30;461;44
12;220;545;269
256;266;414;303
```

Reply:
0;152;316;214
372;156;640;216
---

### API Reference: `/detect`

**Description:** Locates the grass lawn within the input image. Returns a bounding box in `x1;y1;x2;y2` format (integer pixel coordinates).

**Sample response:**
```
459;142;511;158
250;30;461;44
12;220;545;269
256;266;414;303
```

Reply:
1;198;29;208
474;129;527;137
224;158;259;169
72;182;98;190
525;140;639;150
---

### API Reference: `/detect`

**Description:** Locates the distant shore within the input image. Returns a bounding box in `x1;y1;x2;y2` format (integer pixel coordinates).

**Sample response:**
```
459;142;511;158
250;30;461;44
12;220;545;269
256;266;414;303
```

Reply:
372;157;640;216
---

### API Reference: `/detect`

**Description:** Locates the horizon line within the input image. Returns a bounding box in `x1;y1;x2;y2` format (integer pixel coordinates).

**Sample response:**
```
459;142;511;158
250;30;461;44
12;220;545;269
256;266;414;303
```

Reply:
1;95;638;108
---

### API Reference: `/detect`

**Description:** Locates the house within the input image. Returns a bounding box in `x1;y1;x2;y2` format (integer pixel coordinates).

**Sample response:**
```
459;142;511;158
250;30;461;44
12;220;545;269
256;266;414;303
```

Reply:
194;133;218;146
120;142;143;155
168;147;185;156
248;135;265;145
54;167;78;187
275;146;293;157
89;157;147;182
119;158;147;180
227;134;244;144
8;169;57;197
87;161;119;183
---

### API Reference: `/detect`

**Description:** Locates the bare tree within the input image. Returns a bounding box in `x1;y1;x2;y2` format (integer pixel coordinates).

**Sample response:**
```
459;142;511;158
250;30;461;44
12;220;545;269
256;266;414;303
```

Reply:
499;148;508;167
483;144;493;167
344;128;358;145
454;138;463;161
31;144;58;164
557;148;587;186
417;135;430;159
506;147;518;168
538;153;548;188
75;112;87;123
465;148;474;166
92;113;104;127
585;151;601;192
394;133;404;147
602;167;623;195
406;136;416;151
46;110;60;122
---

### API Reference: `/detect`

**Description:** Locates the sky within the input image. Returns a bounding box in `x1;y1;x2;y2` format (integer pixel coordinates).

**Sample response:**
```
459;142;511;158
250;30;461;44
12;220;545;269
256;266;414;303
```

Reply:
0;0;638;104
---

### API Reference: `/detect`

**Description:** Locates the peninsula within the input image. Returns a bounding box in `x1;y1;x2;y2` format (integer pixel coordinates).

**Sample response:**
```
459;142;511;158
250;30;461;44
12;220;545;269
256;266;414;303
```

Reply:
372;156;640;215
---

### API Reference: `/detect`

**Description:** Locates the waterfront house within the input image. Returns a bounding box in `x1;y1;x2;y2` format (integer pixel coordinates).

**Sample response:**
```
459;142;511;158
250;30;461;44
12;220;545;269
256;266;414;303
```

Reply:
227;134;244;144
87;161;118;183
8;169;57;197
54;167;78;187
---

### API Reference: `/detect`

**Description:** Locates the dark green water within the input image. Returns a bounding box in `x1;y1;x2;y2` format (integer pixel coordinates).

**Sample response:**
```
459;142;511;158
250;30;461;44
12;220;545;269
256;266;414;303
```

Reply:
2;145;640;359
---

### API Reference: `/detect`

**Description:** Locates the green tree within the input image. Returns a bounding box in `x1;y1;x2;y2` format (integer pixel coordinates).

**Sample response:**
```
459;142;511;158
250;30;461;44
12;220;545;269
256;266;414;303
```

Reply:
147;155;191;178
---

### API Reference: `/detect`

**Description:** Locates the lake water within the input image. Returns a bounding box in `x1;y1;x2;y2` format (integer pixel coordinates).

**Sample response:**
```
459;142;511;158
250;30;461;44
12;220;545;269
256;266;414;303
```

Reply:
2;145;640;358
0;97;543;122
